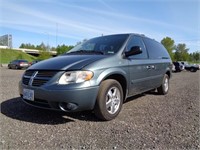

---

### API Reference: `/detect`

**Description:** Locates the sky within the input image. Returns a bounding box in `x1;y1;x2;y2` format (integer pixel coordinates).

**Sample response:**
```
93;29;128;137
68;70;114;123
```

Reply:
0;0;199;53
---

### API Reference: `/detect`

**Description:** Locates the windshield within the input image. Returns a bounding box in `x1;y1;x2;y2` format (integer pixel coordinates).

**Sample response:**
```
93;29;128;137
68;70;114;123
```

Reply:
67;34;129;55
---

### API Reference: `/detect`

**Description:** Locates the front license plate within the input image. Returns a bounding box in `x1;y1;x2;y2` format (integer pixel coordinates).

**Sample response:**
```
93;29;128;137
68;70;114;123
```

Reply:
23;89;34;101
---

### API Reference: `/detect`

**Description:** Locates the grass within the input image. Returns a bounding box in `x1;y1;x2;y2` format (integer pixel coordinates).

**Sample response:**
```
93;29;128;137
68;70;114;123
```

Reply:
188;61;200;64
0;49;37;64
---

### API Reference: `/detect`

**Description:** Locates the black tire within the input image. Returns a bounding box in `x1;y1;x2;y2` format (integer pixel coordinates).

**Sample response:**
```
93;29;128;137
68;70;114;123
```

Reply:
8;65;11;69
157;74;169;95
94;79;123;121
190;67;197;72
15;65;18;69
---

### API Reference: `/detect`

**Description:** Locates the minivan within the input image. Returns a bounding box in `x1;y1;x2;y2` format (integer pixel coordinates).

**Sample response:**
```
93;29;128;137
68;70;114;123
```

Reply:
19;34;172;121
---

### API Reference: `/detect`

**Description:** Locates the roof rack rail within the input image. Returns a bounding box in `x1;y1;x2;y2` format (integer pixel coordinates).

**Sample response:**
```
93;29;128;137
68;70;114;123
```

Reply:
140;34;145;37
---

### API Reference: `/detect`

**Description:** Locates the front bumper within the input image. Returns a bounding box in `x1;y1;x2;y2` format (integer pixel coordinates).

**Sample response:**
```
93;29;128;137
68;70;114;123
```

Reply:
19;82;99;112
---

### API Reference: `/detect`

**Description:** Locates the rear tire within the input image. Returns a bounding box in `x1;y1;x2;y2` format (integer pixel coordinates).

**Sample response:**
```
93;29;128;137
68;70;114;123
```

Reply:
157;74;169;95
94;79;123;121
190;67;197;72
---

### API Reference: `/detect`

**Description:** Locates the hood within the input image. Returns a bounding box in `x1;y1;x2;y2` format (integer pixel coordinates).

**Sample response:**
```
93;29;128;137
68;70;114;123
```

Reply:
28;55;106;70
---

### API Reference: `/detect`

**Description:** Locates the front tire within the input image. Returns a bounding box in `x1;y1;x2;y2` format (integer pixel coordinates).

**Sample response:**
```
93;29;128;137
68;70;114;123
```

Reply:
94;79;123;121
157;74;169;95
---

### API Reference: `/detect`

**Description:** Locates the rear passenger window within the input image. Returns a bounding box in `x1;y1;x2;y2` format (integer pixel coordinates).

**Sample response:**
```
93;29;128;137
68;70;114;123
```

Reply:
126;36;148;59
143;38;170;59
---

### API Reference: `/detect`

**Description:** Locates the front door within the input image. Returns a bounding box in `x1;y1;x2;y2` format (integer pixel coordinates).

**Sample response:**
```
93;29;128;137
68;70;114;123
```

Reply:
125;35;152;96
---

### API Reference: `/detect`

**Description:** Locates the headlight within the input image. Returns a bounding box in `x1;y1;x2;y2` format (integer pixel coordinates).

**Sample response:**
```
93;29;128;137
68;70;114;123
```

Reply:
58;71;93;85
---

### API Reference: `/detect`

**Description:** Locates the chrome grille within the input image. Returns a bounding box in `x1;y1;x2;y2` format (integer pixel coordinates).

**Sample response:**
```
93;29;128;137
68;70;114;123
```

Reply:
24;70;35;76
36;71;57;78
32;78;49;86
22;77;30;85
22;70;57;87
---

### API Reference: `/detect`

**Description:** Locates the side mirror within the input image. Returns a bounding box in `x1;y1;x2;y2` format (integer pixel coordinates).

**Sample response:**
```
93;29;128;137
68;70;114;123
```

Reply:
124;46;142;57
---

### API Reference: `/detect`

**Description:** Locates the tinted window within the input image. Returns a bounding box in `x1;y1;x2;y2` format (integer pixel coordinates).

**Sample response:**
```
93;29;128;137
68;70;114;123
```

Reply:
68;34;129;55
19;60;28;63
143;37;170;59
126;36;148;59
12;60;17;64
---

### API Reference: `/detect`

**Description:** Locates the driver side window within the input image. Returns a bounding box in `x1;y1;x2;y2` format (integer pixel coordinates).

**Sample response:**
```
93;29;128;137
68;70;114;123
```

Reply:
126;36;148;59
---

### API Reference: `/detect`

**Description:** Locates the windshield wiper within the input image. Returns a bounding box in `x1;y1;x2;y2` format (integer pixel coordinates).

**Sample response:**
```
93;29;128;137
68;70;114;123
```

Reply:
66;50;104;55
90;50;104;55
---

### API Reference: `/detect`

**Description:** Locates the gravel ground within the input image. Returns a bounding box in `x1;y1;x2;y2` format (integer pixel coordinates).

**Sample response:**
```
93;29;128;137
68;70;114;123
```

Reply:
0;67;199;149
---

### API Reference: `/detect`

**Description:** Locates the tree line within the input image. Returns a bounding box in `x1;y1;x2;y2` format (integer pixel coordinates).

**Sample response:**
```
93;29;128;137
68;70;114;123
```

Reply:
20;42;48;51
19;42;74;55
161;37;199;62
19;42;74;60
19;37;199;62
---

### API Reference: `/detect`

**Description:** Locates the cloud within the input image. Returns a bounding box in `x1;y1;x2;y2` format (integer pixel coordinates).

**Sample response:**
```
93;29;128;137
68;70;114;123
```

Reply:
54;1;197;34
97;0;115;11
1;0;198;51
183;41;200;47
1;1;143;41
2;0;197;38
1;1;120;36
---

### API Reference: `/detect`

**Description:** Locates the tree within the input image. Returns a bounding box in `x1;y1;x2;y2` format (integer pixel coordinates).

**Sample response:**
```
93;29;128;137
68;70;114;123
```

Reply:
75;39;87;46
37;51;52;60
189;51;200;62
56;44;74;55
36;42;46;51
174;43;189;61
19;43;25;48
161;37;176;61
192;51;200;62
19;42;49;51
51;47;56;51
19;43;35;49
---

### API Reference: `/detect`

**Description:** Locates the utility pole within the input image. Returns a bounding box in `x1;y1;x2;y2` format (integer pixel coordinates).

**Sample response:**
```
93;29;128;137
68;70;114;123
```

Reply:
56;23;58;47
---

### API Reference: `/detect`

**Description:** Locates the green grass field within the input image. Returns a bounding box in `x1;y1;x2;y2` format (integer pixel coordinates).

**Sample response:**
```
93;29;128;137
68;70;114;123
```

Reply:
0;49;37;64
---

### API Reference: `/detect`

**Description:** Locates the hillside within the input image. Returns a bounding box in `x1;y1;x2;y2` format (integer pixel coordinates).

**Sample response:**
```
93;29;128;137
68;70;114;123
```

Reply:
0;49;37;64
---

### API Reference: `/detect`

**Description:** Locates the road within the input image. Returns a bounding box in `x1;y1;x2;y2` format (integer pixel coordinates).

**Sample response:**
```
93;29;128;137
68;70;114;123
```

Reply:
0;67;199;149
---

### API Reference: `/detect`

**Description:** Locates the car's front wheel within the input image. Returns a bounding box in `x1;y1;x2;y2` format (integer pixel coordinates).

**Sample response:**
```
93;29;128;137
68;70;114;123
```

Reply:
94;79;123;121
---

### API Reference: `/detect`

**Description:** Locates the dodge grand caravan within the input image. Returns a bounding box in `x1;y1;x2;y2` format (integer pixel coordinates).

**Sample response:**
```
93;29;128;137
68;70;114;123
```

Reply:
19;34;172;121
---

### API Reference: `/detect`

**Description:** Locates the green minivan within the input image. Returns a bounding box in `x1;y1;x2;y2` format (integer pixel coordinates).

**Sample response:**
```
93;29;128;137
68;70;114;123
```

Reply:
19;33;172;120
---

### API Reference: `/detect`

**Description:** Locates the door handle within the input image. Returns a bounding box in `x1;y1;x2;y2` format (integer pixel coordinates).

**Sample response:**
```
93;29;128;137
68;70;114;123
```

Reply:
151;65;155;69
146;65;155;69
146;66;151;69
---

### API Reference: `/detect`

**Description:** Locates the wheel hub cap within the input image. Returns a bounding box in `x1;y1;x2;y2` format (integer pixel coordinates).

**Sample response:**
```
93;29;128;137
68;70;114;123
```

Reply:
164;78;169;92
106;87;121;114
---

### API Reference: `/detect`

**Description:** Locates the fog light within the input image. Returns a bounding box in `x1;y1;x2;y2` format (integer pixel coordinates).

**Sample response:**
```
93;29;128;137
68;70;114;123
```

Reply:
59;102;78;111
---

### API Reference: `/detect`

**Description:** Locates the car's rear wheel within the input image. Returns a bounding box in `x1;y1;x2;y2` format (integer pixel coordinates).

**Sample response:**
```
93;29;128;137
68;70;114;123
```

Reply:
94;79;123;121
190;67;197;72
157;74;169;95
